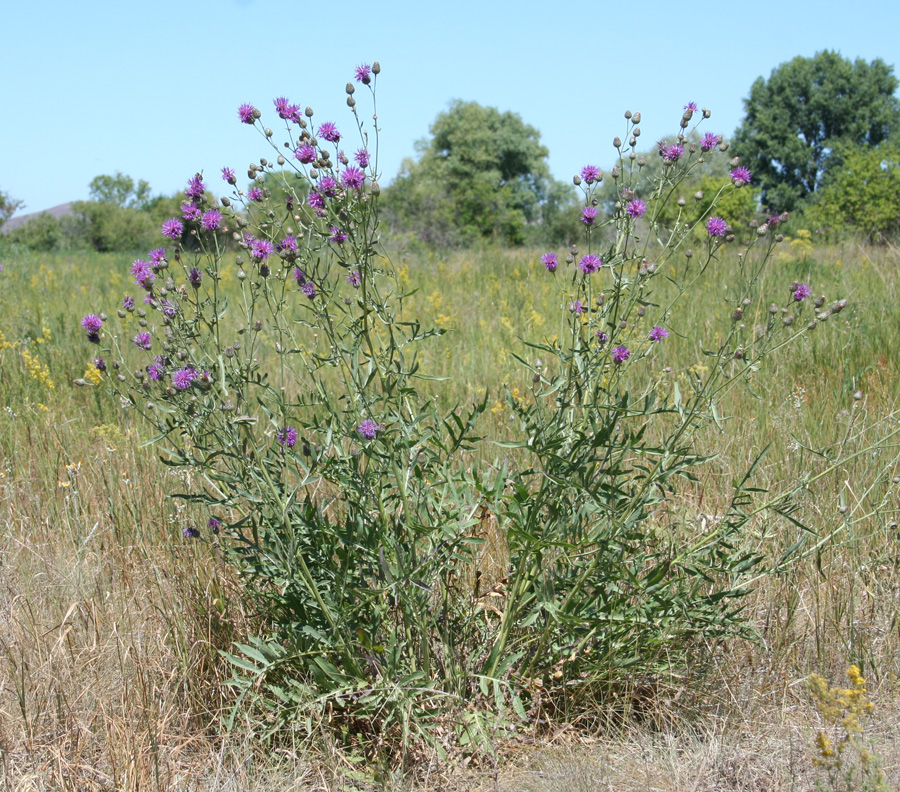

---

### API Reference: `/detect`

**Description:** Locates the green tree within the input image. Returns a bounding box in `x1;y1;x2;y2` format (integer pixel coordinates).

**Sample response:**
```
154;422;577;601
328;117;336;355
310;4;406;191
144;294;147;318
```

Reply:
805;136;900;243
382;100;574;246
0;189;24;227
733;51;900;212
89;172;152;209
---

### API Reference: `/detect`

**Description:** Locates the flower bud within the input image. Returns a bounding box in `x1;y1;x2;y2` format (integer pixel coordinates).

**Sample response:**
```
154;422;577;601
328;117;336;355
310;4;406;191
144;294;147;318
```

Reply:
719;142;729;152
265;128;273;138
372;61;381;74
237;270;246;280
633;127;640;137
677;197;686;206
305;106;314;117
346;82;355;95
732;309;743;321
277;155;285;165
757;224;769;236
783;315;794;326
347;97;356;108
370;181;381;196
613;137;622;148
702;108;711;118
685;249;693;258
629;136;636;147
573;175;582;185
611;166;620;179
624;110;632;119
694;191;703;201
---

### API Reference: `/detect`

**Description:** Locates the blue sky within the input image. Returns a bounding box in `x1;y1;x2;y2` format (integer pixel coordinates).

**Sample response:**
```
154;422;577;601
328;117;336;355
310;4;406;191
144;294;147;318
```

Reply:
3;0;899;215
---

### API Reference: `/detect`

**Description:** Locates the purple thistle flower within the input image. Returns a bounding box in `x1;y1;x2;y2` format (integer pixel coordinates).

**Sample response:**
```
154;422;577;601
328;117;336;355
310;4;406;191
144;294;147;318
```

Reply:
541;252;558;273
659;143;684;164
307;190;325;210
131;259;154;289
247;187;263;202
147;363;164;380
318;122;340;143
730;167;751;186
341;167;365;190
81;314;102;343
277;426;298;447
181;201;201;221
626;199;647;219
354;148;370;168
292;268;306;285
570;300;584;314
612;345;631;363
221;166;236;184
579;254;603;274
94;357;106;372
201;209;222;230
172;366;197;390
319;177;339;197
301;282;316;299
354;63;372;84
581;206;599;225
706;216;727;237
184;174;204;200
793;283;811;301
330;227;347;243
357;418;378;440
188;268;202;287
161;218;183;240
250;239;275;261
581;165;601;184
133;332;152;350
347;270;361;288
207;517;222;534
183;526;201;539
122;295;135;311
767;215;780;228
684;101;698;112
294;144;316;164
649;325;670;341
700;133;719;152
148;248;166;266
274;96;298;120
596;331;609;345
280;235;298;253
159;300;177;317
238;103;257;124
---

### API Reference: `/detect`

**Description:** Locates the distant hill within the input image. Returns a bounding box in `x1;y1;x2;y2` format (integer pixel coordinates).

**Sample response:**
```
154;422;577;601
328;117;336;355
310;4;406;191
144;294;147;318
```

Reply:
1;202;76;233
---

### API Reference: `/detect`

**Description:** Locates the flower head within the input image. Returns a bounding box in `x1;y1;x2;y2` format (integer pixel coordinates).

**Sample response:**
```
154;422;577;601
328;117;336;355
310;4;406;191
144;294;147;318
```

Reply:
354;148;370;168
541;252;558;273
181;201;201;221
357;418;379;440
579;254;603;274
596;330;609;345
188;267;202;287
306;190;325;210
706;216;727;237
354;63;372;84
122;295;135;311
581;206;599;225
793;283;811;301
133;331;152;350
148;248;166;266
649;325;669;341
250;238;274;261
207;517;222;534
131;259;154;289
172;366;197;390
581;165;601;184
292;268;306;285
280;235;298;253
274;96;299;120
221;166;236;184
612;345;631;363
276;426;298;447
247;187;263;202
318;121;340;143
294;144;316;164
730;167;751;186
301;281;316;299
347;270;361;288
238;103;257;124
182;526;200;539
81;314;102;343
161;218;183;240
626;199;647;219
684;101;698;113
94;357;106;372
184;174;204;200
201;209;222;230
700;133;719;152
329;227;347;243
341;167;365;189
319;176;339;197
659;143;684;163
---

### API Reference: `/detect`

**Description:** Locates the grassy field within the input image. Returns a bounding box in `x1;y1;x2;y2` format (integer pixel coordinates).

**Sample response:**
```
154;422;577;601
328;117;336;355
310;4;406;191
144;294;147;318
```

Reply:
1;235;900;790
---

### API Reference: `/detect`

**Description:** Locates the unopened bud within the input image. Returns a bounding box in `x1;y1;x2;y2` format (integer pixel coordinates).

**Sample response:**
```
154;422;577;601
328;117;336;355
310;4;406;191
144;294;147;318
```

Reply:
372;61;380;74
632;112;641;123
677;197;686;206
573;175;582;186
719;141;730;152
613;137;622;148
624;110;632;119
732;308;743;321
757;224;769;236
694;191;703;201
633;126;640;136
347;97;356;108
346;82;355;95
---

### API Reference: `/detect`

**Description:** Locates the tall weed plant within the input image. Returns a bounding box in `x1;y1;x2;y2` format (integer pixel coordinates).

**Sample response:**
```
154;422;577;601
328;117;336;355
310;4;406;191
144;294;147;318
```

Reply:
77;70;899;755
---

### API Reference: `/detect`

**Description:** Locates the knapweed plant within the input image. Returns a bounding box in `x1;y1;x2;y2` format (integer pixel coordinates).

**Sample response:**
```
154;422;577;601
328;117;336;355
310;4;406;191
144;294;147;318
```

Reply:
79;74;885;752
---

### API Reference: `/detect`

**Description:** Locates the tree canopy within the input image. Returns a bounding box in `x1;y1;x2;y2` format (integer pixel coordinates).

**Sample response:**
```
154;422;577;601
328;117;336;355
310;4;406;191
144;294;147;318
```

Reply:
89;172;153;209
0;189;24;226
733;51;900;212
382;100;575;246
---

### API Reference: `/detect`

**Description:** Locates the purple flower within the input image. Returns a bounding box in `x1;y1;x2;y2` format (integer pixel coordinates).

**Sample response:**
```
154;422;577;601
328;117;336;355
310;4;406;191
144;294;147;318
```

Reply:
659;143;684;164
280;235;298;253
612;345;631;363
649;325;669;341
684;101;698;113
184;174;204;200
122;295;135;311
301;282;316;299
581;165;601;184
357;419;378;440
579;254;603;274
161;218;183;240
131;259;154;289
626;199;647;219
319;177;339;197
793;283;811;301
94;357;106;372
292;268;307;285
277;426;298;447
207;517;222;534
354;63;372;83
581;206;599;225
133;332;152;350
700;133;719;152
294;144;316;164
767;215;780;228
148;248;166;267
201;209;222;230
221;166;236;184
172;366;197;390
81;314;102;343
706;216;727;237
307;190;325;210
247;187;263;202
147;363;164;380
274;96;298;120
330;227;347;243
596;331;609;345
347;270;361;288
730;167;751;186
188;268;202;287
570;300;584;314
341;167;365;189
181;201;201;221
541;252;558;273
250;239;275;261
159;300;177;317
354;148;370;168
183;526;200;539
318;122;340;143
238;103;257;124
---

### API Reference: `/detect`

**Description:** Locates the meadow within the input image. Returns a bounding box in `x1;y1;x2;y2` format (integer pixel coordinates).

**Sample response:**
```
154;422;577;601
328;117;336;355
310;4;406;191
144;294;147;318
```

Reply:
1;235;900;791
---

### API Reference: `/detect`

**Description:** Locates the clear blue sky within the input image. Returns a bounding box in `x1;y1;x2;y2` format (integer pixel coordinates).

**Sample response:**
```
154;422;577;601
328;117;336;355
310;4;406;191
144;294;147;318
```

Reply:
3;0;899;215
